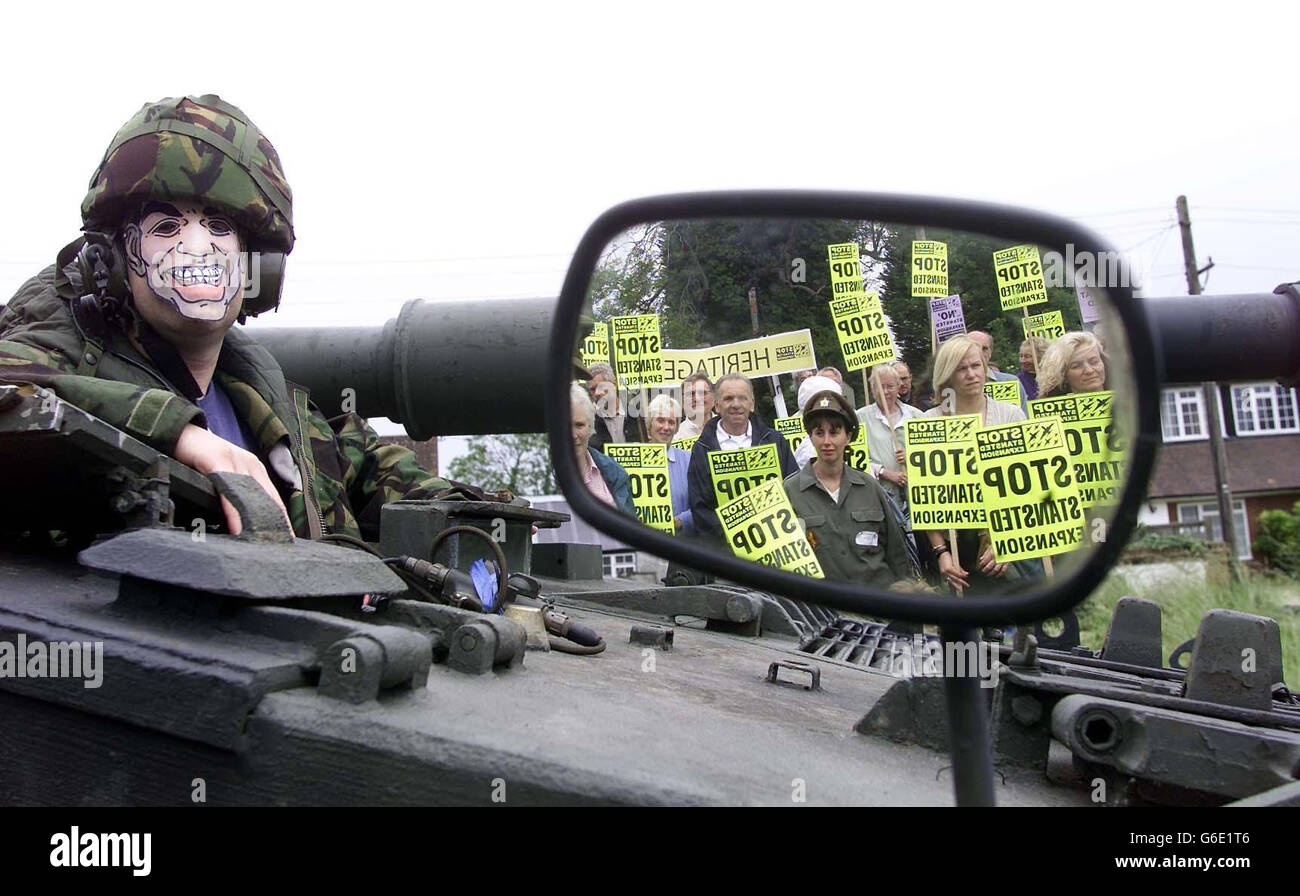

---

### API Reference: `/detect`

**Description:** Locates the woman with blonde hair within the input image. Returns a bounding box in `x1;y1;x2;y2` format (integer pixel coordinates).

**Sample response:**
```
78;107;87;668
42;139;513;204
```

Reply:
857;363;922;513
920;334;1026;591
923;335;1024;426
1037;331;1109;398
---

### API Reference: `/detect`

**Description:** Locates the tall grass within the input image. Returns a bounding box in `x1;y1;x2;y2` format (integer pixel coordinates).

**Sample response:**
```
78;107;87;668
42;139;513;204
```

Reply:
1075;570;1300;688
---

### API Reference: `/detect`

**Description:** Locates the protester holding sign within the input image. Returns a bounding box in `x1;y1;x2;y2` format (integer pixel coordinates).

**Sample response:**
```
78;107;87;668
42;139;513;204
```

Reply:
647;394;694;534
687;374;797;542
1018;336;1048;402
1037;332;1109;398
587;362;648;452
920;336;1026;590
571;383;638;518
857;364;923;515
784;390;911;588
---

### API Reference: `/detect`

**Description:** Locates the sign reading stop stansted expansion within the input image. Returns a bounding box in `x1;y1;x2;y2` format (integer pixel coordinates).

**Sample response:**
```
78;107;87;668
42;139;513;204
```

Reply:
992;245;1049;311
905;415;986;529
717;477;823;577
1023;309;1065;342
708;443;782;507
1028;391;1124;508
911;240;949;298
610;314;663;387
773;415;805;457
602;443;674;534
828;292;897;372
983;379;1022;408
827;242;865;302
976;418;1085;563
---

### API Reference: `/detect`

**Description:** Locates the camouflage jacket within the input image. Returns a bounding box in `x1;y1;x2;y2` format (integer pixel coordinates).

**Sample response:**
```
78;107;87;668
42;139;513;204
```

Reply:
0;243;451;540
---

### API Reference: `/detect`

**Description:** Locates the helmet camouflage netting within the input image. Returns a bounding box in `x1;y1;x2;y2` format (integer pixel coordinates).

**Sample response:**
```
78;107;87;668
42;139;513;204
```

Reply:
81;95;294;254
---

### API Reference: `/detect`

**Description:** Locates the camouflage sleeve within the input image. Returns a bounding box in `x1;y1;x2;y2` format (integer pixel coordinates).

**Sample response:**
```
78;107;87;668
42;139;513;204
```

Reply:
0;340;201;453
329;412;451;533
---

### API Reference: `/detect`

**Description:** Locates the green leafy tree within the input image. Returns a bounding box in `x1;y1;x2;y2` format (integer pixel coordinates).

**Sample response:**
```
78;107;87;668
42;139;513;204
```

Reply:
447;433;557;496
1253;501;1300;577
877;226;1084;377
587;217;883;418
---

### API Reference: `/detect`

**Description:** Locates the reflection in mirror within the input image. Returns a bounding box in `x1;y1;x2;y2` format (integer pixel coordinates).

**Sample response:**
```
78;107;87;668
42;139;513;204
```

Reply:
571;218;1136;601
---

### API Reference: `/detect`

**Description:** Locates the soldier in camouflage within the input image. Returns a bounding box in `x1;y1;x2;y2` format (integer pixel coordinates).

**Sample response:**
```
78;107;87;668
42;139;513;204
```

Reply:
0;95;452;539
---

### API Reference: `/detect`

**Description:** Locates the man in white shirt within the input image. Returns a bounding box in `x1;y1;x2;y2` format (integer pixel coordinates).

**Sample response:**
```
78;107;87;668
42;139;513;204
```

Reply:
685;374;797;542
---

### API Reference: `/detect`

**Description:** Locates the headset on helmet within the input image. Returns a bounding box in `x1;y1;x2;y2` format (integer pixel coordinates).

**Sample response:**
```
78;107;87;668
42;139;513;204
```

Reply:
77;94;294;318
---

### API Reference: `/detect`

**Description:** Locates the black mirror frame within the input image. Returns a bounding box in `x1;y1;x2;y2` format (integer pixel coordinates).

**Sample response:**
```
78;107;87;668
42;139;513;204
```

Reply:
547;191;1162;626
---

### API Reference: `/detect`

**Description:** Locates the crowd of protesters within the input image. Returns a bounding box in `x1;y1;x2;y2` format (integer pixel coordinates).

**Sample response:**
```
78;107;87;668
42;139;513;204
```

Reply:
575;325;1110;594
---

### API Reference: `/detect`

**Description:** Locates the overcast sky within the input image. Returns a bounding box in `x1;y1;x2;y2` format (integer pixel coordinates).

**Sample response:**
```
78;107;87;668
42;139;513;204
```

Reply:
3;1;1295;466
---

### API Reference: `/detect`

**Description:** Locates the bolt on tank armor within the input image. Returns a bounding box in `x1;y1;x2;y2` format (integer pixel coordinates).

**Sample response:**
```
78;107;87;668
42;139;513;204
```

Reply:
80;95;295;316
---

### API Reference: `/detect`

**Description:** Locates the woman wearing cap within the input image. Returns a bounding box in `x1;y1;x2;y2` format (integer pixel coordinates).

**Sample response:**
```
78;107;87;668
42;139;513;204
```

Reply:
792;374;843;467
783;389;911;589
920;335;1027;592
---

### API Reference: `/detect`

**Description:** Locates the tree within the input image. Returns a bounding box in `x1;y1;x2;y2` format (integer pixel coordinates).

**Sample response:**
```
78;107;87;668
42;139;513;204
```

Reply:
447;433;557;497
587;217;878;418
1253;501;1300;577
876;226;1084;376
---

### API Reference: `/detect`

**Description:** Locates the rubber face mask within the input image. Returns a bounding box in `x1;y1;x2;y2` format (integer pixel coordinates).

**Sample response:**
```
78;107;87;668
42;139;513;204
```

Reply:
124;202;244;321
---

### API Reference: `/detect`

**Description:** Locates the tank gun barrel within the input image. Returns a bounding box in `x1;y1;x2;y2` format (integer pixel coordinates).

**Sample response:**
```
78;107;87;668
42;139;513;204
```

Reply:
249;297;555;440
1144;285;1300;385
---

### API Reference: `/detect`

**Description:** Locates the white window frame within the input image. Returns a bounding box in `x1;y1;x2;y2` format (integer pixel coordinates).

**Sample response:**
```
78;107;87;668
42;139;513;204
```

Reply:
1230;382;1300;436
602;551;637;578
1175;500;1251;560
1161;388;1207;442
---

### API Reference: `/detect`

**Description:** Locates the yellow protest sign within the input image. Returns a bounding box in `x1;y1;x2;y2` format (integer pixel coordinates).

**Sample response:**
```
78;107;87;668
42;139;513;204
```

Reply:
581;323;609;371
1028;391;1124;508
610;314;664;387
707;443;782;507
911;240;949;298
773;416;806;457
827;242;865;303
905;415;986;529
828;292;898;373
671;435;698;454
976;418;1085;562
983;379;1022;407
844;428;870;472
1022;310;1065;342
660;330;817;386
717;477;824;578
993;245;1049;310
602;443;675;533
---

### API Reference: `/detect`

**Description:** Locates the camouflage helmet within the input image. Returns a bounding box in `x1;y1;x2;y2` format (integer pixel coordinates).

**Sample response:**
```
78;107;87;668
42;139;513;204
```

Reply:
82;95;295;256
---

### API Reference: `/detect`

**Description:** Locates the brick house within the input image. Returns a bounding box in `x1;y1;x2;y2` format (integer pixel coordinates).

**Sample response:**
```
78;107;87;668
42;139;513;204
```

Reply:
1140;381;1300;560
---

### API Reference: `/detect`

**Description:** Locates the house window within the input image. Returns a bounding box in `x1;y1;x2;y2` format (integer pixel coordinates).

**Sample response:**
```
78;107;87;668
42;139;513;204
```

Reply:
1176;500;1251;560
1231;383;1300;436
1161;388;1206;441
602;551;637;578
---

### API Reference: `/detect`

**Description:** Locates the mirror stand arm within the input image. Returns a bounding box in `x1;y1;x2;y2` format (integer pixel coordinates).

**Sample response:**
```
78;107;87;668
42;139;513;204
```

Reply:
939;624;997;807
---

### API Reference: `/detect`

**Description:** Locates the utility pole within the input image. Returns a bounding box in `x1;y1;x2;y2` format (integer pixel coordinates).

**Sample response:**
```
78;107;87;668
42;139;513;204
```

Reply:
1177;195;1242;581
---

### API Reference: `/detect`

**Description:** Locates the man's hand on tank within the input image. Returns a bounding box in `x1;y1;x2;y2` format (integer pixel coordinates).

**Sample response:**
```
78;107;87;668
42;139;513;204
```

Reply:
175;424;290;536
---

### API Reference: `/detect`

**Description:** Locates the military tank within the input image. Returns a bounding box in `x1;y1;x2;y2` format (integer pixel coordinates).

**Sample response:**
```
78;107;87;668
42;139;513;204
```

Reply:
2;238;1299;809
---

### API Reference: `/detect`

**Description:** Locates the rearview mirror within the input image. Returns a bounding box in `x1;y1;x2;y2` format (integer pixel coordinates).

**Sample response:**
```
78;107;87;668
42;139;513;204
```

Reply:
547;193;1160;625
